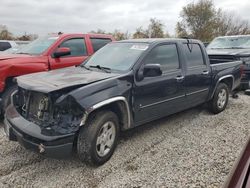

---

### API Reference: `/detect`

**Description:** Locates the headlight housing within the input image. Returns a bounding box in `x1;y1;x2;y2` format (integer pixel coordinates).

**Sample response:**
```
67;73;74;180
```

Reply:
41;95;84;136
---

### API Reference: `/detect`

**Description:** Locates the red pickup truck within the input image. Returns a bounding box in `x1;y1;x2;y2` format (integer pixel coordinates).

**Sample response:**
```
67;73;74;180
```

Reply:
0;33;114;115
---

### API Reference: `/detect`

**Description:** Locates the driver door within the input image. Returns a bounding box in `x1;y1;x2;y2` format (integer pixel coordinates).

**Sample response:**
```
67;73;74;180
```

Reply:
49;38;89;70
133;43;186;125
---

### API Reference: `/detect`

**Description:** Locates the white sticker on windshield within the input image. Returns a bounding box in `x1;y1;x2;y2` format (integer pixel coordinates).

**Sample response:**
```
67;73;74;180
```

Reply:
130;45;149;51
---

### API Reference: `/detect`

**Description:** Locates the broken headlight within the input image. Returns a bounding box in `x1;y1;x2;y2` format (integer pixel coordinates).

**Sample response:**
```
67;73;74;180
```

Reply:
52;95;84;131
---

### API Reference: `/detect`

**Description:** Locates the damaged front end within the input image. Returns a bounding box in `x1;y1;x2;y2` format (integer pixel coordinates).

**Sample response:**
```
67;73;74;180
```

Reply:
4;87;86;158
13;87;85;136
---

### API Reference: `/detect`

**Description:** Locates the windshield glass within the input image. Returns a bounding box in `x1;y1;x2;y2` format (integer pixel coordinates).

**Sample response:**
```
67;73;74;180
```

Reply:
207;36;250;49
14;35;58;55
84;42;148;71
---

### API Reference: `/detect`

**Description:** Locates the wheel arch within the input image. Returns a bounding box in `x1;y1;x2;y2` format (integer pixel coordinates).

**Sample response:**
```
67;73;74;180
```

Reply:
81;97;131;131
211;75;234;98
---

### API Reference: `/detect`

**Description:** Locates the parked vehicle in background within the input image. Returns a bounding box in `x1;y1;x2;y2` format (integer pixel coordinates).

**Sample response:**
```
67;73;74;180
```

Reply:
0;40;18;51
0;33;114;115
4;38;242;165
224;139;250;188
207;35;250;90
1;41;30;54
15;41;30;46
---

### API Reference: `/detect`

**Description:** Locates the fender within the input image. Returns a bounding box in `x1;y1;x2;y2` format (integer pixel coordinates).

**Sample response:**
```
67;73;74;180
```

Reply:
211;75;234;98
80;96;131;129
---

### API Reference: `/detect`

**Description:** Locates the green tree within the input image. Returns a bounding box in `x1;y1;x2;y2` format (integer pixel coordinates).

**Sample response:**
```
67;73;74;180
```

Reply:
133;18;168;39
112;30;130;40
0;25;13;40
175;22;189;38
89;29;107;34
176;0;250;41
215;10;250;36
89;29;130;41
133;26;148;39
176;0;217;41
147;18;165;38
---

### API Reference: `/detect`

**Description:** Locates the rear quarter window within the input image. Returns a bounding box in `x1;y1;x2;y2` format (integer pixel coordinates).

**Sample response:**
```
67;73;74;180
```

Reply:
183;43;205;68
0;42;11;51
90;38;112;52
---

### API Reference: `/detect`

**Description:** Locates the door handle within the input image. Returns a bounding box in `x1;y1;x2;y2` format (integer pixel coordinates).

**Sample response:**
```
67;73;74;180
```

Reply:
176;76;184;82
202;70;209;75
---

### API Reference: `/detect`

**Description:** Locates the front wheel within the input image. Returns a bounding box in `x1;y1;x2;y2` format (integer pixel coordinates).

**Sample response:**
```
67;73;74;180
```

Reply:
77;110;119;166
208;83;229;114
0;85;17;119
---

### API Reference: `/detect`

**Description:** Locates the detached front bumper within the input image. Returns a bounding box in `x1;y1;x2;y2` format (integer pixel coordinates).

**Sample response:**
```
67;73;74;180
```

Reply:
4;104;76;158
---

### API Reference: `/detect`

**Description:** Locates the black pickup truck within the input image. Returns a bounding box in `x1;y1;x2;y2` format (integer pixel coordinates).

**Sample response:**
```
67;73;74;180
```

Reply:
207;35;250;89
4;38;242;165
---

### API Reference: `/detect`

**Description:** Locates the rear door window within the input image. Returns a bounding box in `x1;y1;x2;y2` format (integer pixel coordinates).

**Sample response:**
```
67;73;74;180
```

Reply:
59;38;87;57
0;42;11;51
183;43;205;68
90;38;112;52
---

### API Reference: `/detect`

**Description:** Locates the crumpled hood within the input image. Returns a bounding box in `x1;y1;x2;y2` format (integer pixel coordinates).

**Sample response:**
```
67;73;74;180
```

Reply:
17;66;120;93
207;48;250;57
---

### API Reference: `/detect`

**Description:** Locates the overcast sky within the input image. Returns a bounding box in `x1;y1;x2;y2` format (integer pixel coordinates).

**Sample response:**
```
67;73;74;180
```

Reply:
0;0;250;37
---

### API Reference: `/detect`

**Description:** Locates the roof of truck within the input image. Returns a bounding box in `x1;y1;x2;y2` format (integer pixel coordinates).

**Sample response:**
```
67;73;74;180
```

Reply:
119;38;201;44
215;35;250;38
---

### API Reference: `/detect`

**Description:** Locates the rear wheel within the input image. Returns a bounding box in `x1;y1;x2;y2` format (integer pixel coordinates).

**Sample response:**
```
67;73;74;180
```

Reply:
77;110;119;166
208;83;229;114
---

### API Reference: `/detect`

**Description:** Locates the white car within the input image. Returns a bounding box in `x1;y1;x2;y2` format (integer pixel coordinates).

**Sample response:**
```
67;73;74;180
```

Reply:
0;40;18;51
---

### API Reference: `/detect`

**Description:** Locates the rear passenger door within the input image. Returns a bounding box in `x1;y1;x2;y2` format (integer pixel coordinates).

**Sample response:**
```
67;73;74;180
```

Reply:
134;43;186;124
183;43;211;106
90;38;112;52
49;38;89;69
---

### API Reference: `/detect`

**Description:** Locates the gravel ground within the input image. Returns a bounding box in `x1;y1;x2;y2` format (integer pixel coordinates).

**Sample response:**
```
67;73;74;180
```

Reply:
0;93;249;188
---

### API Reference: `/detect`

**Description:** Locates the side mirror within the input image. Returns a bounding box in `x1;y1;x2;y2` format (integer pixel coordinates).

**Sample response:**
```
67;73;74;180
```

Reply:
137;64;162;81
53;47;71;58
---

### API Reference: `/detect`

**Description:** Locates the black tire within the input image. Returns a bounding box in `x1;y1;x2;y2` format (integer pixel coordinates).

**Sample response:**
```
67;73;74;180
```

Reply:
0;85;17;119
77;110;120;166
208;83;229;114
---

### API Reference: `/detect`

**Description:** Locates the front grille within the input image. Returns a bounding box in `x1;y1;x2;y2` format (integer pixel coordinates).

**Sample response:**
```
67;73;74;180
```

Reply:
15;88;51;124
28;92;50;121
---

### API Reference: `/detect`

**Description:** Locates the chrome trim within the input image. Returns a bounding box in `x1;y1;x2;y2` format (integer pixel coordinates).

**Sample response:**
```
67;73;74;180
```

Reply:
140;95;185;109
218;75;235;88
82;96;131;128
176;76;184;82
211;75;235;98
202;71;209;75
186;88;209;96
10;90;18;105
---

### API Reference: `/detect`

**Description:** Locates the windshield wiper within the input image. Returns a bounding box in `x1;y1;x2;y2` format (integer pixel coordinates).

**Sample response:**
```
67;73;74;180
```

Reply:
15;52;30;54
89;65;111;73
80;64;91;71
230;47;245;49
